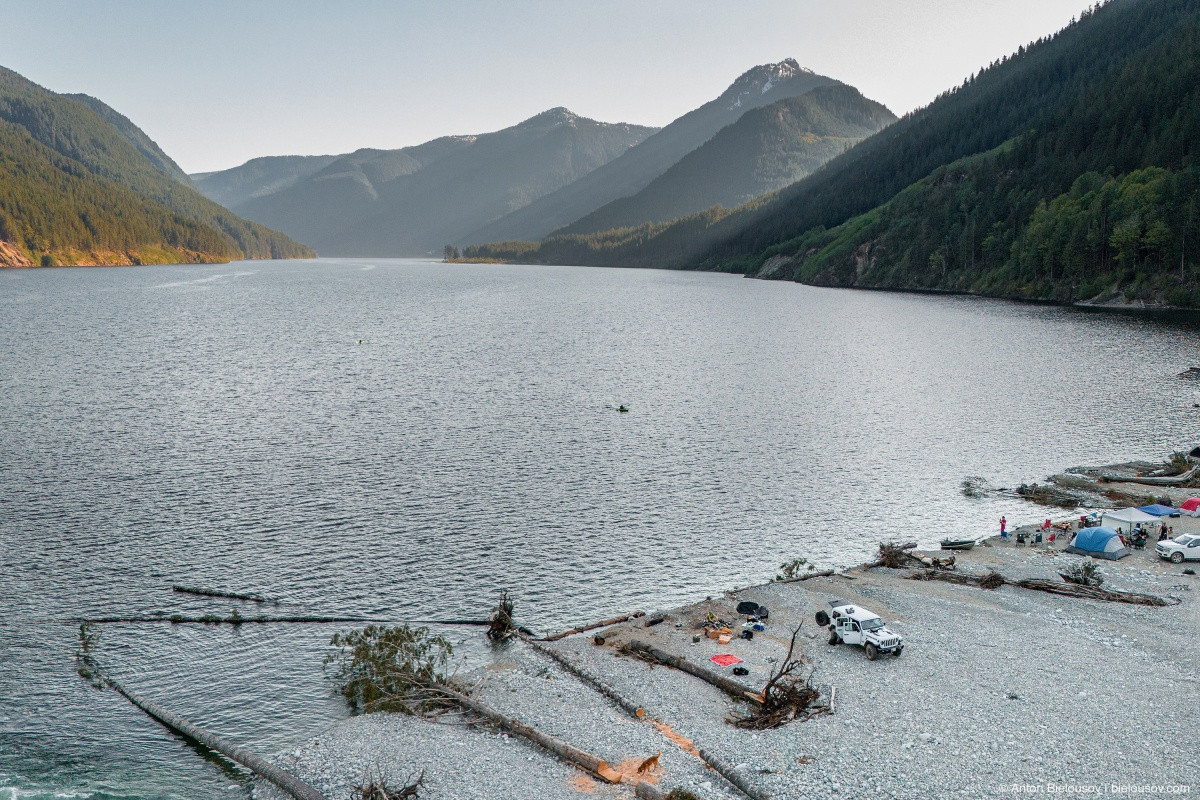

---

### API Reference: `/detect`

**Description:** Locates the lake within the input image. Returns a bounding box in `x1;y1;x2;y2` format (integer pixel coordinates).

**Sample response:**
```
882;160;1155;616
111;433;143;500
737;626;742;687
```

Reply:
1;258;1197;798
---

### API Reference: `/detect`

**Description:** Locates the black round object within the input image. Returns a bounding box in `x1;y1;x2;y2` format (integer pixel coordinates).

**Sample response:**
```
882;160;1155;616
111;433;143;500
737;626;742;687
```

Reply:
732;666;749;676
756;607;768;620
740;630;753;640
736;601;760;615
814;610;830;626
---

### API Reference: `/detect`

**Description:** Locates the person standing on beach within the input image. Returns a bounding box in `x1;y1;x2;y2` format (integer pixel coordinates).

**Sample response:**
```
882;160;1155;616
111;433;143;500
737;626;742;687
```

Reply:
1000;516;1007;539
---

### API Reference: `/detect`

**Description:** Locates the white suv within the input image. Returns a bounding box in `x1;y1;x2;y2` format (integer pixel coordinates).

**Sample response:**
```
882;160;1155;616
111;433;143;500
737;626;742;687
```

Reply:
815;601;903;660
1157;533;1200;563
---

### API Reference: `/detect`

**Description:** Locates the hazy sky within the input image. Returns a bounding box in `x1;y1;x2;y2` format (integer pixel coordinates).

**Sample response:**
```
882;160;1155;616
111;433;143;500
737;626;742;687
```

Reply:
5;0;1098;174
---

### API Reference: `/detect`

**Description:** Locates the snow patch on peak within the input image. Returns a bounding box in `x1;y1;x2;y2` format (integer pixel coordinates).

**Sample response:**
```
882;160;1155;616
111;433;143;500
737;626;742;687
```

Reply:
530;107;577;125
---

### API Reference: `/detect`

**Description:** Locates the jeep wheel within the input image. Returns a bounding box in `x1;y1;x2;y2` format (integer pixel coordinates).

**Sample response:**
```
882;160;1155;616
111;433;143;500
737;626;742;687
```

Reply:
1171;551;1185;564
865;643;878;661
815;610;830;626
893;646;903;657
828;631;840;646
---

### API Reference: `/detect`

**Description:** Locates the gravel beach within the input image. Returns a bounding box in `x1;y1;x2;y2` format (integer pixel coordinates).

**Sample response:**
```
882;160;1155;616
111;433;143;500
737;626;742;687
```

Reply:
256;534;1200;800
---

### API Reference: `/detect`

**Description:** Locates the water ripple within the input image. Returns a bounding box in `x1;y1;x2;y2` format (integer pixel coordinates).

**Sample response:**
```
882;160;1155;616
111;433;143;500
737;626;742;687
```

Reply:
2;259;1198;797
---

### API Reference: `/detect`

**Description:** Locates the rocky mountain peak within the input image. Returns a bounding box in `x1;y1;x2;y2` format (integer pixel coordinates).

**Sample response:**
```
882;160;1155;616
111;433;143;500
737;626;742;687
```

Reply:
723;58;816;109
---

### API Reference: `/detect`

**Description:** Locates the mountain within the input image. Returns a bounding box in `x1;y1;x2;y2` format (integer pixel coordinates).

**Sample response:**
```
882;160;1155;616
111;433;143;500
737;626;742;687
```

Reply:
191;154;340;209
195;110;656;256
0;65;312;266
464;59;841;244
63;93;192;185
471;0;1200;307
558;86;895;236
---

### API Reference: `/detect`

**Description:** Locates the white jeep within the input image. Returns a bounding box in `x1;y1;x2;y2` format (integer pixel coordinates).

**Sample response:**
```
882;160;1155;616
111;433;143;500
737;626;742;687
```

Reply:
815;600;903;660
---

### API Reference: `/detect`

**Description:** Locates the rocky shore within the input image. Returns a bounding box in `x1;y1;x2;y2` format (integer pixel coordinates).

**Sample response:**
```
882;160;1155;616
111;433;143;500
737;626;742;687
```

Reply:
255;531;1200;800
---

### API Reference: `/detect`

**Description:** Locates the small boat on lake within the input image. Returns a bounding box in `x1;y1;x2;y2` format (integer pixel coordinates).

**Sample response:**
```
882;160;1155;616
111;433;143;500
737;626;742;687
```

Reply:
940;538;976;550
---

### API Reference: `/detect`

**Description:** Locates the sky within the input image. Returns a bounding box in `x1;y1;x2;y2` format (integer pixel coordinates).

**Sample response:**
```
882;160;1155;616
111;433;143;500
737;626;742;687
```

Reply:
4;0;1100;174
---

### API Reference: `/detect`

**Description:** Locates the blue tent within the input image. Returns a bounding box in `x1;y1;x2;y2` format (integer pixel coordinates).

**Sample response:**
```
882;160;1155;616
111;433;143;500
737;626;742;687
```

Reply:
1137;504;1179;517
1066;526;1130;560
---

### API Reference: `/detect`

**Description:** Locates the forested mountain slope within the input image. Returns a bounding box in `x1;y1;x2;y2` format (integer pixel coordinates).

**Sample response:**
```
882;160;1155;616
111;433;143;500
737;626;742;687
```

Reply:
559;86;895;236
471;0;1200;307
0;66;311;266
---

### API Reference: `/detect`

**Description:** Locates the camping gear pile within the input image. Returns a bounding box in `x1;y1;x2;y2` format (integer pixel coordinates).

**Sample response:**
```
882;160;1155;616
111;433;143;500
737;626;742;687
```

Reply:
702;600;770;674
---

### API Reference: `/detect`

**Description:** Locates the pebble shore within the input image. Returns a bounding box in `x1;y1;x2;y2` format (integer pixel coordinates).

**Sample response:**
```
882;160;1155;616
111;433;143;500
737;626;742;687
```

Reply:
256;536;1200;800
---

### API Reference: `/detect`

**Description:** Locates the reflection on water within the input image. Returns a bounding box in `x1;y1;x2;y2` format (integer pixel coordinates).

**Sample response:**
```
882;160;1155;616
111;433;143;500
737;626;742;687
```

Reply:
1;258;1197;797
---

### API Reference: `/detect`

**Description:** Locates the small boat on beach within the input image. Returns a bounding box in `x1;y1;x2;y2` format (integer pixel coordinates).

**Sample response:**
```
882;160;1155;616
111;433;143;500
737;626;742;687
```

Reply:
940;538;976;551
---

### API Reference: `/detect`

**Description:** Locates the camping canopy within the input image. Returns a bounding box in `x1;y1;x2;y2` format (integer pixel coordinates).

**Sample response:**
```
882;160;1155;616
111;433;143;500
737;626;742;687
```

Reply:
1101;507;1160;530
1181;497;1200;515
1066;526;1131;560
1137;504;1179;516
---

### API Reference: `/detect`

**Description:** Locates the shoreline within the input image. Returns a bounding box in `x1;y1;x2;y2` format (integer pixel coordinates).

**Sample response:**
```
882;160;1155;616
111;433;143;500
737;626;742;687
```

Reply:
257;516;1200;800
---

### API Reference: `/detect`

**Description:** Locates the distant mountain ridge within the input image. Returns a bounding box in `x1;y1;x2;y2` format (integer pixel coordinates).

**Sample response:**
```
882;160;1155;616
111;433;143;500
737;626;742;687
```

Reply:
464;59;843;244
0;65;311;266
195;108;656;256
192;154;340;209
558;85;896;236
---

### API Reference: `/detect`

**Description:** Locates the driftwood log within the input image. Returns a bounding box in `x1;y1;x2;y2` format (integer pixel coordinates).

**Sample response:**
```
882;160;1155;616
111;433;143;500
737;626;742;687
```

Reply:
905;552;956;570
626;640;763;705
81;615;491;626
99;671;326;800
524;637;768;800
172;585;276;603
521;635;645;718
700;748;771;800
434;684;633;786
541;611;646;641
908;569;1174;606
773;569;835;585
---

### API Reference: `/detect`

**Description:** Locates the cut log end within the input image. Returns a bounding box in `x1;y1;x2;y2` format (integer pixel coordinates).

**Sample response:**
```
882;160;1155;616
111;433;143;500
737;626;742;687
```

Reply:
595;762;623;784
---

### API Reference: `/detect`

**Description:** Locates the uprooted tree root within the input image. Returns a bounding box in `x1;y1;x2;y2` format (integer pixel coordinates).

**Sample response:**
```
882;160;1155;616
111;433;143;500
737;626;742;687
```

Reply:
873;541;918;569
487;590;517;642
731;626;821;730
908;569;1174;605
354;768;424;800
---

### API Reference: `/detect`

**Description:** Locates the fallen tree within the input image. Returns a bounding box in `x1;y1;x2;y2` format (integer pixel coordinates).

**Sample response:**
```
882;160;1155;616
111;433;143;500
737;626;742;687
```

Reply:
172;585;277;603
908;569;1175;606
541;611;646;641
325;623;670;797
521;635;646;719
624;640;763;705
773;569;835;585
731;627;821;730
80;615;491;626
78;631;328;800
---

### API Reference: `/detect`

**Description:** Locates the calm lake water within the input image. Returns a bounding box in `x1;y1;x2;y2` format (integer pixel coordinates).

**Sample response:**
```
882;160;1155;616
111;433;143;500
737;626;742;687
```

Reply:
2;258;1198;798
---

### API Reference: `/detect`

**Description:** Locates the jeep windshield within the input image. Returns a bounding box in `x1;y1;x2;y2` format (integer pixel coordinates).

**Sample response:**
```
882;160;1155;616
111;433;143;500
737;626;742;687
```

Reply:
860;617;885;631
